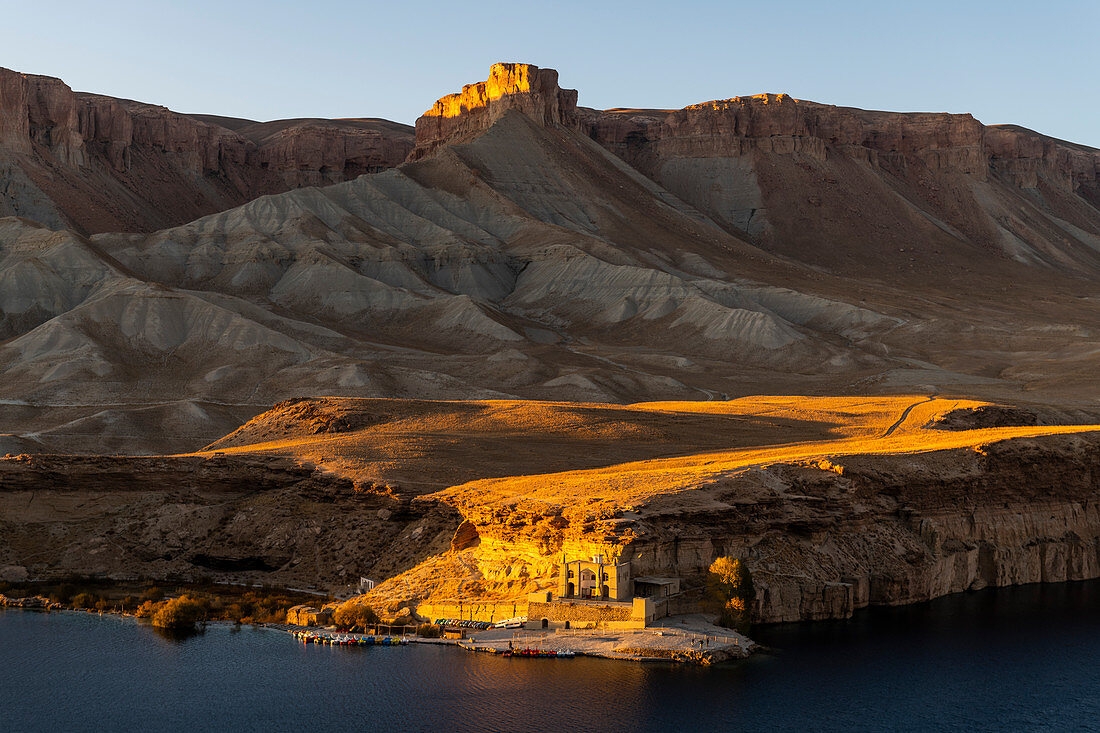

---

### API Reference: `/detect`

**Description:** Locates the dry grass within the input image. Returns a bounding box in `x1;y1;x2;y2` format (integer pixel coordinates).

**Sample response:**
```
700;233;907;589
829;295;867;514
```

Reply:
193;397;834;491
436;395;1100;511
191;394;1100;513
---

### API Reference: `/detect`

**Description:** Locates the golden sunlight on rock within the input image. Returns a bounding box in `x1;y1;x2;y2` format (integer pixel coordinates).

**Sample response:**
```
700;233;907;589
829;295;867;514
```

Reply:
191;394;1100;621
411;62;578;159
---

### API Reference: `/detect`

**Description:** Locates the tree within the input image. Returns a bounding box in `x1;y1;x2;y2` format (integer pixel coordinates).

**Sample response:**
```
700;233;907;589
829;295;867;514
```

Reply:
71;592;99;609
151;596;205;629
706;556;755;632
332;602;379;630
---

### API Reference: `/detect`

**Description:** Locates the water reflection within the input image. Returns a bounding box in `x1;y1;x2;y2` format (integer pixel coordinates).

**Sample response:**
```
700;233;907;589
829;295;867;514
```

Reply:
1;582;1099;732
149;624;206;642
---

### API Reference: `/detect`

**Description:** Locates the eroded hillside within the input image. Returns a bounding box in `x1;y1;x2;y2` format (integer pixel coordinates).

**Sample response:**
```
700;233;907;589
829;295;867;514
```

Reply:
3;64;1100;453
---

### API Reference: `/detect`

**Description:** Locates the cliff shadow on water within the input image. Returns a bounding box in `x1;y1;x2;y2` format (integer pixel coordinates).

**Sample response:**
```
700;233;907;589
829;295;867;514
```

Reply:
750;578;1100;654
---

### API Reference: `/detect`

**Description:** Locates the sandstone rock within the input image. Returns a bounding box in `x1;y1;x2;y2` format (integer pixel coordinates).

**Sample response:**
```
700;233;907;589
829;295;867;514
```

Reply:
451;520;480;551
286;604;332;626
410;63;578;160
0;67;413;234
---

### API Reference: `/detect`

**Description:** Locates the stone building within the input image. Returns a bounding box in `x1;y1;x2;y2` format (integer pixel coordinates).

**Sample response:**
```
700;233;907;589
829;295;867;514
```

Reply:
556;555;631;602
523;555;687;631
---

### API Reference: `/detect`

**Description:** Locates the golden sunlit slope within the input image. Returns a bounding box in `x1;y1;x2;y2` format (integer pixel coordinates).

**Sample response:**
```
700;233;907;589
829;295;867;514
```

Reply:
196;394;1100;503
346;394;1100;614
198;397;840;491
438;396;1100;514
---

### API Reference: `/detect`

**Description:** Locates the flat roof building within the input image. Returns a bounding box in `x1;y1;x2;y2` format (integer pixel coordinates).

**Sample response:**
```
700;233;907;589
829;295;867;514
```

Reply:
557;555;631;603
633;576;681;599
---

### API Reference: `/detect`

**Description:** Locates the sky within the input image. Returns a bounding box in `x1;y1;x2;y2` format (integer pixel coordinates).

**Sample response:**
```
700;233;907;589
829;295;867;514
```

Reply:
5;0;1098;146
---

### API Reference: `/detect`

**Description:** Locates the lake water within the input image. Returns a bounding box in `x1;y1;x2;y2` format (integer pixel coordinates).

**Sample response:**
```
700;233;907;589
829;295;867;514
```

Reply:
2;581;1099;732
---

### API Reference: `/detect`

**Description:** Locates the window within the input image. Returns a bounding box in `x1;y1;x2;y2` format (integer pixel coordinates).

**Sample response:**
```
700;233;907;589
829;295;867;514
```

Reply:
568;570;573;578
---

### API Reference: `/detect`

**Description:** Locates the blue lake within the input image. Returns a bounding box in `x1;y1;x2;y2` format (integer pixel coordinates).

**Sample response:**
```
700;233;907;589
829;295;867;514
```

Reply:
2;580;1099;732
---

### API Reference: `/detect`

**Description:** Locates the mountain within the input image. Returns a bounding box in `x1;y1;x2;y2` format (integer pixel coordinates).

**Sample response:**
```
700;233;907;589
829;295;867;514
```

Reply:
1;62;1099;454
0;67;414;234
581;97;1100;279
4;63;1100;627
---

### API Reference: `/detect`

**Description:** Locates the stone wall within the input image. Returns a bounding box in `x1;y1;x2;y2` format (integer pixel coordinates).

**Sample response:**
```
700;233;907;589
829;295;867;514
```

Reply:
415;601;525;624
527;600;634;626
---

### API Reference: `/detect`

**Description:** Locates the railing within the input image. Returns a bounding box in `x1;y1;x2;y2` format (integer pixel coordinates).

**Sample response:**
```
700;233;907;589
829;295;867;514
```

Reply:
549;626;742;646
646;627;742;645
546;597;633;607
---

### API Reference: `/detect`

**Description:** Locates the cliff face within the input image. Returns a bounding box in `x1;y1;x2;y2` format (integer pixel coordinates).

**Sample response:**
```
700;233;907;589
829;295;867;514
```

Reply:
581;97;989;174
0;453;460;588
0;68;413;234
365;432;1100;623
581;96;1100;191
617;434;1100;623
410;63;578;160
245;119;414;189
580;95;1100;276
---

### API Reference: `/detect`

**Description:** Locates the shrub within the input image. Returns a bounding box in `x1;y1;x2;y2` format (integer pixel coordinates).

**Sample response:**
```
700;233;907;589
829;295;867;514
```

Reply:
332;601;379;630
706;556;755;633
71;592;99;610
135;600;159;619
416;623;442;638
225;602;252;623
140;586;165;603
151;596;205;629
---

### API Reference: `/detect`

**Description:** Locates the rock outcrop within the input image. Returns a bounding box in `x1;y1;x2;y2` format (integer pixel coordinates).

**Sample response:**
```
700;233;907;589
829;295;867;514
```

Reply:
0;453;462;588
580;94;1100;276
410;63;578;159
286;604;332;626
581;95;1100;192
369;432;1100;624
581;97;988;173
0;67;413;233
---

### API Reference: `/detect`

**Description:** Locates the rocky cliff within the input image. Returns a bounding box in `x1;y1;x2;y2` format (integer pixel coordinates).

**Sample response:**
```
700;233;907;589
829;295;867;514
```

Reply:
0;453;460;588
0;68;413;233
581;96;1100;192
579;95;1100;276
410;62;578;160
380;432;1100;624
626;434;1100;623
5;63;1100;455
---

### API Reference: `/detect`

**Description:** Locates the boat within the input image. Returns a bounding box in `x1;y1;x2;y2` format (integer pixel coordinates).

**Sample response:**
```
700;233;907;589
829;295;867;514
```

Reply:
492;616;528;629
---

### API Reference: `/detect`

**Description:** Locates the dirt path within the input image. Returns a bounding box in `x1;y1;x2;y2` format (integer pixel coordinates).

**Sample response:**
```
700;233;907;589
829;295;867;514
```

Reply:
881;394;937;437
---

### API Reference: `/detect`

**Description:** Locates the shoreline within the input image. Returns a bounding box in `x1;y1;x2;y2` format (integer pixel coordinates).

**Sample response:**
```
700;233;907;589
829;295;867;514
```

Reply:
0;593;755;666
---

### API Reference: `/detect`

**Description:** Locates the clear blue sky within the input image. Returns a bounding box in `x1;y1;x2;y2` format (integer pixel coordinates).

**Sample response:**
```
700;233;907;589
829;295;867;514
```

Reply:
6;0;1098;146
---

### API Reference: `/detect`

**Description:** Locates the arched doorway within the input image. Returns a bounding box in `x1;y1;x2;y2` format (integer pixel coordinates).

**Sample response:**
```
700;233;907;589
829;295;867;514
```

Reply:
602;584;609;599
567;581;574;597
565;621;570;629
580;568;597;598
541;618;548;629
